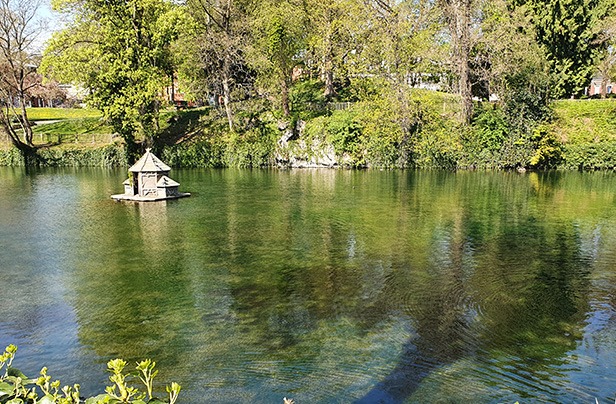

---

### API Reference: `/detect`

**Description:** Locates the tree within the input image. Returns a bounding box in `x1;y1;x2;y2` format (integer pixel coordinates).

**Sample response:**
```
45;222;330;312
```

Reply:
440;0;474;123
521;0;608;98
475;0;552;125
0;0;43;153
303;0;363;99
248;0;305;118
181;0;254;131
592;13;616;98
27;78;67;107
42;0;185;158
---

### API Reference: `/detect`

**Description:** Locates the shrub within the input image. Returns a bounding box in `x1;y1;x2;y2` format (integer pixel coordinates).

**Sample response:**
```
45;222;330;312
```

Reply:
560;141;616;170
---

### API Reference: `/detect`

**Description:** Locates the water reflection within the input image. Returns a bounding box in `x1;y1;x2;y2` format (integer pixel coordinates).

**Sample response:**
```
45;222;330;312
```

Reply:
1;169;616;402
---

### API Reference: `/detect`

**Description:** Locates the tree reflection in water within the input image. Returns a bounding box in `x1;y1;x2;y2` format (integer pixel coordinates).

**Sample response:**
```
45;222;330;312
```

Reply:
0;168;612;402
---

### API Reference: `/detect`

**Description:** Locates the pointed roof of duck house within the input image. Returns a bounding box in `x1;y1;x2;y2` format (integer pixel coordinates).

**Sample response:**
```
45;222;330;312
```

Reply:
157;175;180;187
129;149;171;173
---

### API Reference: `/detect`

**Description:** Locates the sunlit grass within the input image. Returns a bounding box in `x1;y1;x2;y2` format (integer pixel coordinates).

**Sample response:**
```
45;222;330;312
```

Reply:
31;117;114;145
26;107;102;121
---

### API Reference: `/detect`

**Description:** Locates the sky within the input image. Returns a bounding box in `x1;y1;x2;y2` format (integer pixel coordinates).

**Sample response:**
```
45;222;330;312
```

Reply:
33;0;63;52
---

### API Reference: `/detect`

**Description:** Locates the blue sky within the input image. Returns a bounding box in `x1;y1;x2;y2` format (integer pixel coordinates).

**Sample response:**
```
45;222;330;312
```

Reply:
33;0;63;51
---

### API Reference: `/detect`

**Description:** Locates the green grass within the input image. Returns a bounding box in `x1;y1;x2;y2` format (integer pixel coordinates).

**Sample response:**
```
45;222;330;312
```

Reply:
32;117;114;145
550;99;616;144
26;107;102;121
32;117;111;135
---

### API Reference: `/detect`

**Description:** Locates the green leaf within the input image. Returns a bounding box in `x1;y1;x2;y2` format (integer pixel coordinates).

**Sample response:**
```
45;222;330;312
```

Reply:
85;394;112;404
6;369;27;380
38;396;55;404
0;382;12;396
6;399;23;404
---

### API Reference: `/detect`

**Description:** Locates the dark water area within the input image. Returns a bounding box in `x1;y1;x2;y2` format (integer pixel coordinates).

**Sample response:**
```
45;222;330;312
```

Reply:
2;167;616;403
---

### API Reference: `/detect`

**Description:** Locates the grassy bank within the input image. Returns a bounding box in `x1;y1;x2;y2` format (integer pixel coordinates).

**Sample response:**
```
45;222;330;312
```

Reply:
2;98;616;170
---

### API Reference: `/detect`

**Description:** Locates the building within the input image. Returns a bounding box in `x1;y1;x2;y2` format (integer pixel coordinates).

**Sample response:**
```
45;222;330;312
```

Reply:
111;149;190;201
587;75;615;97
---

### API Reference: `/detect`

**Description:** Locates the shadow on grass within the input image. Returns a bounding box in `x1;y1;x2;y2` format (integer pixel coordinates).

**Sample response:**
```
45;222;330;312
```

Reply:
155;108;212;147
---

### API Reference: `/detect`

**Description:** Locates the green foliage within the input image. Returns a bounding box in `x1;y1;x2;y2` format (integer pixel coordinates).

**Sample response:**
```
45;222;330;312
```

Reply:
290;79;327;119
461;104;523;169
0;148;26;166
248;0;305;116
472;104;508;152
42;0;189;155
161;124;278;169
353;96;407;168
161;140;224;168
0;145;126;167
0;345;180;404
296;86;463;168
324;110;362;158
545;99;616;168
136;360;158;401
502;67;553;133
521;0;607;97
550;99;616;143
529;125;562;168
301;109;365;167
560;141;616;169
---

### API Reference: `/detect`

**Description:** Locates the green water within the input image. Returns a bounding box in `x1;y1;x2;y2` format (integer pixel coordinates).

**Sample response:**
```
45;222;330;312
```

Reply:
2;167;616;403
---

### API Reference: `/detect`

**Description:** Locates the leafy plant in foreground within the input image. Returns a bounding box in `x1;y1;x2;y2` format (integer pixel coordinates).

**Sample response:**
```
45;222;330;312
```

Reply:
0;345;180;404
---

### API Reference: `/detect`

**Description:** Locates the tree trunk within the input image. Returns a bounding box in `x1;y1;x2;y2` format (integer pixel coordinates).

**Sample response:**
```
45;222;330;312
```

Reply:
281;77;291;117
222;67;234;131
457;0;472;124
169;73;175;103
601;75;608;99
19;96;33;146
444;0;473;124
0;106;39;164
324;63;335;99
323;20;336;99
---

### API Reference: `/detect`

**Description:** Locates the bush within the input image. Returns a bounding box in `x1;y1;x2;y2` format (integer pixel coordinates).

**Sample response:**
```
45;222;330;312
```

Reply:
0;144;127;167
560;142;616;170
325;110;362;159
290;79;327;119
528;125;562;168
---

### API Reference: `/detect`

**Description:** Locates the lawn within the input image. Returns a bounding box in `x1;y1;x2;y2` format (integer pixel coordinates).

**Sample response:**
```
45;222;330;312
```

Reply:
32;117;114;145
26;107;102;121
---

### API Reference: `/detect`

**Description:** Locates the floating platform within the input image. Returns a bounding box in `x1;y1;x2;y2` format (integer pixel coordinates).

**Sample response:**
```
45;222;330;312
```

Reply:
111;192;191;202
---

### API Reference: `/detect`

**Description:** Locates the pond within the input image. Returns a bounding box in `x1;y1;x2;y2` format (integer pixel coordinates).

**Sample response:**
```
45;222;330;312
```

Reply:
1;167;616;403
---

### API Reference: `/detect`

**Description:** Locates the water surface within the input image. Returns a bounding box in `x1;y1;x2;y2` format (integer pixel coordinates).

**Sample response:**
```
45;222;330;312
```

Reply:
1;168;616;403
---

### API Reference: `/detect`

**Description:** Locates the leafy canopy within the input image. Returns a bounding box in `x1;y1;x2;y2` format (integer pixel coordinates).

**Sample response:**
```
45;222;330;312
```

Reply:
42;0;188;154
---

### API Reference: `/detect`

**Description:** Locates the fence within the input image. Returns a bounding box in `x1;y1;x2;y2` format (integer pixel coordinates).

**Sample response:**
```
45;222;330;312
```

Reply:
327;102;353;111
0;132;114;145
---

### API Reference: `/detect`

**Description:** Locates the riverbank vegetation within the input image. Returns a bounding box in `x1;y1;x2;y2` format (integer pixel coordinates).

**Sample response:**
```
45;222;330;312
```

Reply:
1;0;616;169
2;98;616;169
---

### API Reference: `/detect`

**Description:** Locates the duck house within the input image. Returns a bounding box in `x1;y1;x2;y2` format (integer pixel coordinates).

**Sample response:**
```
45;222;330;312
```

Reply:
111;149;190;202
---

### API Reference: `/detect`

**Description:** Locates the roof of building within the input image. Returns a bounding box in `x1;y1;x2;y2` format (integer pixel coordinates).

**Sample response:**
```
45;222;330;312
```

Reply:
129;149;171;173
157;175;180;188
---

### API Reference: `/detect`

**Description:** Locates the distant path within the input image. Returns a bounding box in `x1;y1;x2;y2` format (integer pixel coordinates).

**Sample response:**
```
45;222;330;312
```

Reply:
33;120;62;125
